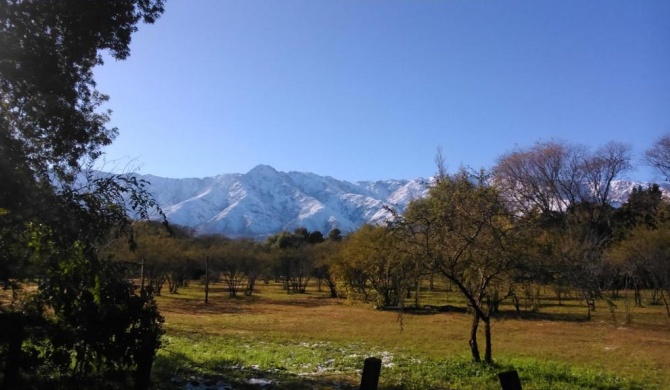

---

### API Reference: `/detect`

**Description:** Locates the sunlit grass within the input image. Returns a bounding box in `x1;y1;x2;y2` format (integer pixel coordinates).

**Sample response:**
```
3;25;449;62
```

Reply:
153;281;668;388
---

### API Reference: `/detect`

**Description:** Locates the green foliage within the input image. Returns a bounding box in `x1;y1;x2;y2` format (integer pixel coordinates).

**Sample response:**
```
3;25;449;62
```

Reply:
613;184;665;238
333;225;417;307
397;169;527;363
0;1;166;388
208;239;267;297
328;228;343;242
112;221;201;295
264;228;335;294
0;0;164;183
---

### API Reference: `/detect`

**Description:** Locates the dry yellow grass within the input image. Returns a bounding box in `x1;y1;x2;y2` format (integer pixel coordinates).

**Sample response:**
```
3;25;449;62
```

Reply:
4;280;667;387
158;282;670;386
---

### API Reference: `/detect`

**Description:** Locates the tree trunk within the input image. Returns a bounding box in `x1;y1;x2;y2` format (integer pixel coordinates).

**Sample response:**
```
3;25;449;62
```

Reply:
133;341;154;390
634;286;642;307
140;257;145;291
512;293;521;318
483;315;493;364
413;279;420;308
245;276;256;296
661;290;670;319
1;314;25;390
469;311;481;362
652;288;661;305
326;277;338;298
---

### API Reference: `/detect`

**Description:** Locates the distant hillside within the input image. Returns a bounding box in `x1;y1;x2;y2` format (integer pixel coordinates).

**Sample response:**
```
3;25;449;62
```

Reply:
134;165;429;238
127;166;669;239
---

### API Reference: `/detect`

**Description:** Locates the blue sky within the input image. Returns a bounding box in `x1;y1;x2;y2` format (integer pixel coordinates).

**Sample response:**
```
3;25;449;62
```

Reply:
94;0;670;182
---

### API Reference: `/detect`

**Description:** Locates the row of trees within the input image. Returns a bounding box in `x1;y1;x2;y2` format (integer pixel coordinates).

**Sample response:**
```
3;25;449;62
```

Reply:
99;136;670;368
109;223;344;299
102;136;670;367
328;139;670;364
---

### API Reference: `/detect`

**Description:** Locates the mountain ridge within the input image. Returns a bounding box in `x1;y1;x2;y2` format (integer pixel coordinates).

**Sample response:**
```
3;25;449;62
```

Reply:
133;165;429;239
127;165;669;239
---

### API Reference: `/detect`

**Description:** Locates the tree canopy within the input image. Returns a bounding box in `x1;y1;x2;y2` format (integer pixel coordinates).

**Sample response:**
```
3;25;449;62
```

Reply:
0;1;166;389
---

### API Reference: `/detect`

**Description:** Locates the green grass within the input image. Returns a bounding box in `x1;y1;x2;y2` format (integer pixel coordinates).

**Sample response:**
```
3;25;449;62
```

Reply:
154;333;652;389
152;281;669;389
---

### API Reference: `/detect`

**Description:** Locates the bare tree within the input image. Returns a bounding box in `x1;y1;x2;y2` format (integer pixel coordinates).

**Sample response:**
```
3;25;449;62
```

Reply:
582;141;632;223
556;229;608;320
494;140;631;222
644;134;670;180
493;141;586;215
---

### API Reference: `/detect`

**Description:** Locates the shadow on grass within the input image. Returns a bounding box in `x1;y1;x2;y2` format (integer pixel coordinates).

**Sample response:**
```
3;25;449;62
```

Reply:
257;295;340;310
376;305;589;323
152;349;419;390
494;309;589;323
158;291;263;315
158;285;341;316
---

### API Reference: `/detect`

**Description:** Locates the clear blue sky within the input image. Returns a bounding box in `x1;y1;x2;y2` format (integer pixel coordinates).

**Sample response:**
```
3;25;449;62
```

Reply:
94;0;670;182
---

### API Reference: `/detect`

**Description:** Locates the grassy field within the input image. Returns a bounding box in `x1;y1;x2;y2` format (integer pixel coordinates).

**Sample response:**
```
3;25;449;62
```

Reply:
152;281;670;389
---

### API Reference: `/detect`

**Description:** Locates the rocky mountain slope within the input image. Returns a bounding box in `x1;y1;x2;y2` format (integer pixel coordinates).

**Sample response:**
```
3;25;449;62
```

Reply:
137;165;429;238
131;165;668;239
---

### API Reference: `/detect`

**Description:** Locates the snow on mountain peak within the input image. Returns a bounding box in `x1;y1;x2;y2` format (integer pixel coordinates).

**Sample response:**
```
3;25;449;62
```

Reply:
132;166;428;238
131;167;666;239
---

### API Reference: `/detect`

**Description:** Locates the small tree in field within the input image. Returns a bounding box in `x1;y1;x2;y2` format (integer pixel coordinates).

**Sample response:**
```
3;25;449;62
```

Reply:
336;225;418;307
207;240;262;297
397;169;527;364
266;228;325;293
608;202;670;318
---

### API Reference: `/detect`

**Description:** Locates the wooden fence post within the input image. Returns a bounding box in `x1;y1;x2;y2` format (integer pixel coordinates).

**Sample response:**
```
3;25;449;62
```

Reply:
498;370;522;390
359;357;382;390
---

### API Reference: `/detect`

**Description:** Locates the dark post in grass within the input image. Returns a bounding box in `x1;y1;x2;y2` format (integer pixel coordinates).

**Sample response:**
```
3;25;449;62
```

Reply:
204;256;210;304
359;357;382;390
498;370;522;390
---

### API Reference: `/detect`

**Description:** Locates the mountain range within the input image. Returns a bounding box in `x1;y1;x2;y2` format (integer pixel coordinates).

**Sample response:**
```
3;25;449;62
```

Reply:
136;165;428;238
131;165;669;239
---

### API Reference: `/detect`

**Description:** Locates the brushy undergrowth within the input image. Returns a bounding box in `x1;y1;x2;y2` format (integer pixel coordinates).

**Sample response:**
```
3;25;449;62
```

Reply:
153;332;654;389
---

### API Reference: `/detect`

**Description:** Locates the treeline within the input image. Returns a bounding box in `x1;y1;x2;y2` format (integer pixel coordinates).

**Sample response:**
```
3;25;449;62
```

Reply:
114;138;670;366
109;224;344;298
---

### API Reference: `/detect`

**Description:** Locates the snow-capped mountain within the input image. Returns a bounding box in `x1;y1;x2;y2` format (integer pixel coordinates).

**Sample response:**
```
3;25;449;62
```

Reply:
131;165;669;239
137;165;430;238
606;180;670;206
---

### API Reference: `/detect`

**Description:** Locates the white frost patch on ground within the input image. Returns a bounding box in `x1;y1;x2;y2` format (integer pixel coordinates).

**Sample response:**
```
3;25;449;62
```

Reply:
379;351;394;368
315;358;336;373
247;378;274;386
